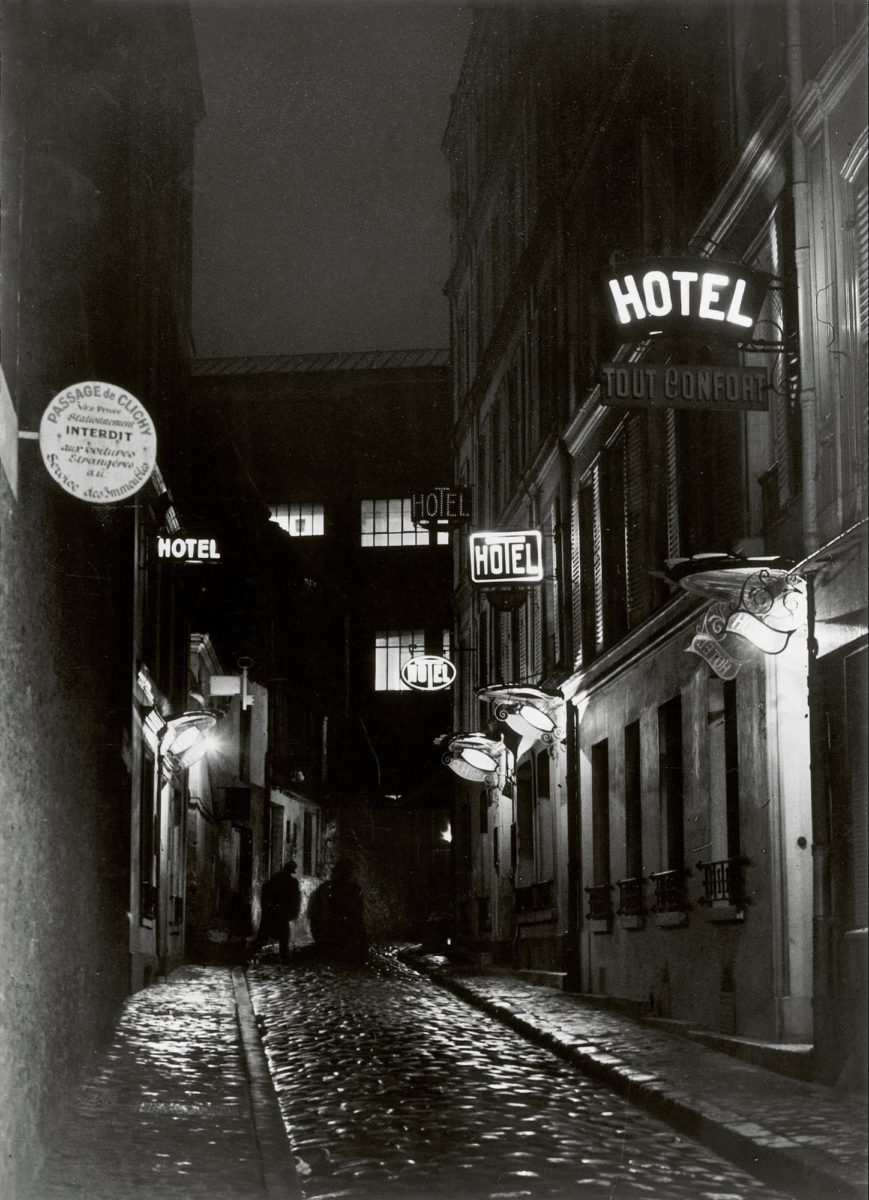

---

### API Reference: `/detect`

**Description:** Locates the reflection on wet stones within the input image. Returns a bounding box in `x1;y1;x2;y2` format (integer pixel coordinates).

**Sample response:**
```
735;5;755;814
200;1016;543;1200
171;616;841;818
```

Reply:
248;948;792;1200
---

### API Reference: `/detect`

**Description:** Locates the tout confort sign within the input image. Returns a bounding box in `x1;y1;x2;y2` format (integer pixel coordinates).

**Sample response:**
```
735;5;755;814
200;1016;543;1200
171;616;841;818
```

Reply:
603;258;769;341
39;381;156;503
400;654;456;692
469;530;543;585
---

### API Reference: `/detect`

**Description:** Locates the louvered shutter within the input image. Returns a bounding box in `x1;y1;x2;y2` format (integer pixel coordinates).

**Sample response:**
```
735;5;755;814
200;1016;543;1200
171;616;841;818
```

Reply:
518;603;528;683
532;582;542;680
625;414;650;626
550;505;562;667
855;178;868;476
591;463;604;652
665;409;682;558
570;492;583;669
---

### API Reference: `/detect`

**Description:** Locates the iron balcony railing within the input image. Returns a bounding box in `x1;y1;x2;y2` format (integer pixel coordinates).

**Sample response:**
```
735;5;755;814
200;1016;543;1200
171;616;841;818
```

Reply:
615;876;645;917
584;882;614;921
514;878;554;914
649;868;689;914
697;857;749;907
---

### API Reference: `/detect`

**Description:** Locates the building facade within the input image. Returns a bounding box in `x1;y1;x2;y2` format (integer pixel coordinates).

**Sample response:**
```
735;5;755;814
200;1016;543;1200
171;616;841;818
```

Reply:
0;2;203;1193
444;0;866;1084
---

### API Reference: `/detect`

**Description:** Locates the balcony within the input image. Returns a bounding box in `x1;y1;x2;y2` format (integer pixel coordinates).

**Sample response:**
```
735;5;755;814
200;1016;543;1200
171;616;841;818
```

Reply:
615;876;645;929
584;882;614;933
514;879;554;923
649;868;689;927
697;857;749;923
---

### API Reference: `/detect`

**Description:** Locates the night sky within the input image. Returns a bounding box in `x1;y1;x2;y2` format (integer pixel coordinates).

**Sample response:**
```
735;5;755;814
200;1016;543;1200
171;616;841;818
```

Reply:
190;0;470;359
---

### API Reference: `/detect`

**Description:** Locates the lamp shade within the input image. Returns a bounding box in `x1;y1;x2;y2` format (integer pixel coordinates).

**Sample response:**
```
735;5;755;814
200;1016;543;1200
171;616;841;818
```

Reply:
161;711;218;771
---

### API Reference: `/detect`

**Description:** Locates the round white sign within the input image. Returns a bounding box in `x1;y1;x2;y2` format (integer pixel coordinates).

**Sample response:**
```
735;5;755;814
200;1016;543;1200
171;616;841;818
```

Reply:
39;381;157;503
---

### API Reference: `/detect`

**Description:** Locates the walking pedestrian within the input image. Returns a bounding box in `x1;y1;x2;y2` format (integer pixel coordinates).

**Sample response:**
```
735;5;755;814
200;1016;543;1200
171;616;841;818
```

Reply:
254;860;301;961
307;859;368;962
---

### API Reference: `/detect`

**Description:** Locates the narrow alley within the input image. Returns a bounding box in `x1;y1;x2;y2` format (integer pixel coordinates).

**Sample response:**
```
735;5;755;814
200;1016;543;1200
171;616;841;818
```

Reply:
249;948;791;1200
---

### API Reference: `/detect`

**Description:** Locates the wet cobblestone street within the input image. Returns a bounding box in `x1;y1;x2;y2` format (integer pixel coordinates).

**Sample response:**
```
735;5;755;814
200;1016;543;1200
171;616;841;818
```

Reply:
249;948;792;1200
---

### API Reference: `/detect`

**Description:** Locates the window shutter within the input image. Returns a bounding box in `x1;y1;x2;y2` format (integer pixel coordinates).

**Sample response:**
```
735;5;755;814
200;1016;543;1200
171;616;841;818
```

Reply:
532;582;542;680
665;409;682;558
625;414;650;626
570;492;583;669
855;178;868;476
591;463;604;651
518;603;528;683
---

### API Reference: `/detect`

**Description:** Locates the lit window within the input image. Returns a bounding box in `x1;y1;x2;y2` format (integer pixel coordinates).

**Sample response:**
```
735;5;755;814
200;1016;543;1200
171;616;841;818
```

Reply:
375;629;424;691
361;499;449;547
270;503;325;537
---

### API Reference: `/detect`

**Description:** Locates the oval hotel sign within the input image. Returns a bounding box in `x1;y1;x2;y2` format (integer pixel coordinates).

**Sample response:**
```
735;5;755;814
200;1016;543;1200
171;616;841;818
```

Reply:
401;655;456;692
39;381;156;503
603;258;769;341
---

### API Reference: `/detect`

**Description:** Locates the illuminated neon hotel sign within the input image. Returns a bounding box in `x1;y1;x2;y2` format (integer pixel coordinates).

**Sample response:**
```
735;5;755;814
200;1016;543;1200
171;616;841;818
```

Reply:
603;259;769;340
469;530;543;585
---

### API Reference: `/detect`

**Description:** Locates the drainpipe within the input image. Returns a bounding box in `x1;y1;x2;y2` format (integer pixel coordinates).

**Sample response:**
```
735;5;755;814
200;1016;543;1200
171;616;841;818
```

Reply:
786;0;820;555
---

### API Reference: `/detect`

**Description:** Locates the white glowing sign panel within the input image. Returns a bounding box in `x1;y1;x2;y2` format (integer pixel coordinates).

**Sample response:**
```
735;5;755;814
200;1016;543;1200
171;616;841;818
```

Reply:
400;655;456;692
39;381;156;503
602;259;769;341
469;530;543;585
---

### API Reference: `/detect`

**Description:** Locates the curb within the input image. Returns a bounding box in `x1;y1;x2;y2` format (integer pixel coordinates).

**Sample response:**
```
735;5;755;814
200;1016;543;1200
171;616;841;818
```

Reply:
231;968;303;1200
406;956;867;1200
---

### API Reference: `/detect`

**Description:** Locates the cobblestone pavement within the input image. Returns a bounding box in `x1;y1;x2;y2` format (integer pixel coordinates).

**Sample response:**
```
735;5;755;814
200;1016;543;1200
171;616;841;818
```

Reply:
405;952;868;1200
248;946;794;1200
26;966;284;1200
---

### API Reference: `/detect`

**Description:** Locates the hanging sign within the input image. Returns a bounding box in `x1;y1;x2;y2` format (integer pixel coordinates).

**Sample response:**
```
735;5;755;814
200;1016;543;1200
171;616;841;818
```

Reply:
410;486;472;529
601;363;769;412
602;259;769;341
685;604;742;680
156;536;222;563
400;654;456;692
39;381;156;503
469;530;543;585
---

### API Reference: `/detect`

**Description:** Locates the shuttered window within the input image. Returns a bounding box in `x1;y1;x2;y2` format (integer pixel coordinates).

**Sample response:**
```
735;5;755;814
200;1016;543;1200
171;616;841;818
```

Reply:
853;174;868;485
624;414;651;627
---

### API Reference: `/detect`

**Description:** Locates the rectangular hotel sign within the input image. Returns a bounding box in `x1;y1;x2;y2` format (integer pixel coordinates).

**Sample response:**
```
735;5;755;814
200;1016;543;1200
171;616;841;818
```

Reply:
410;485;471;528
469;530;543;585
601;363;769;412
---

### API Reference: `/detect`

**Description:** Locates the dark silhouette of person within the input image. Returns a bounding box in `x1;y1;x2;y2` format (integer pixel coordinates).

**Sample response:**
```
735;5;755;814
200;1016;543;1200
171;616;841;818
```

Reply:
255;860;301;961
308;859;368;962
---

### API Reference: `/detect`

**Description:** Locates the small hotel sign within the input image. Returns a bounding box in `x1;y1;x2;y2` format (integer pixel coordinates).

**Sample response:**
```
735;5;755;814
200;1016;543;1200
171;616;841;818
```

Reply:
400;655;456;692
157;537;222;562
469;530;543;585
411;486;471;528
603;259;769;341
601;364;769;412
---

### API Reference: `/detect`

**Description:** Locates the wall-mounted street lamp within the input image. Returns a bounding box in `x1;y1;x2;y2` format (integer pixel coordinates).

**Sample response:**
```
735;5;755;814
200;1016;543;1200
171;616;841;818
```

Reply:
667;554;807;676
160;710;220;774
477;685;565;746
435;732;512;786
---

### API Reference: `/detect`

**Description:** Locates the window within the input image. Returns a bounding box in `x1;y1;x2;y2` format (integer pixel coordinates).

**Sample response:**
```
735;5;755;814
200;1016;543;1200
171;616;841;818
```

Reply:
658;696;684;871
270;502;324;537
360;499;448;547
374;629;424;691
708;677;740;861
624;720;642;880
591;738;611;886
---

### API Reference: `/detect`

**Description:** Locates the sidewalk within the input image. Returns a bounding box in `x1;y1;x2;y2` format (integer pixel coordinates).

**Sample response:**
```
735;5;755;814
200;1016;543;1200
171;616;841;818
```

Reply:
25;965;299;1200
404;950;868;1200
